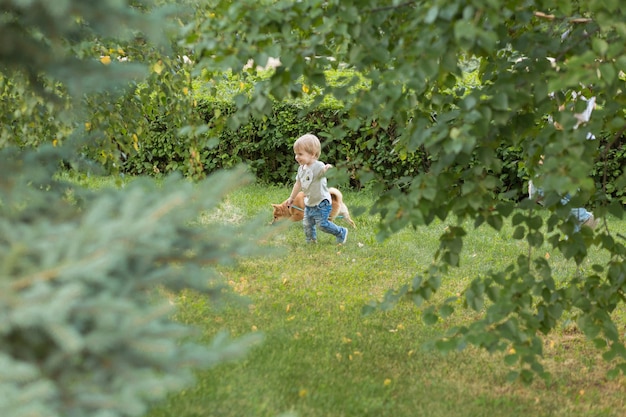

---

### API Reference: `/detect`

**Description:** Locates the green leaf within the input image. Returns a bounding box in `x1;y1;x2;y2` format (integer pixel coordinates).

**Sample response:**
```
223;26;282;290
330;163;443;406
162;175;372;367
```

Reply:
424;6;439;24
454;20;476;47
439;303;455;318
486;214;503;231
599;63;617;84
435;337;459;352
512;225;526;240
592;38;609;57
504;353;518;366
526;231;544;247
492;92;509;110
422;307;439;325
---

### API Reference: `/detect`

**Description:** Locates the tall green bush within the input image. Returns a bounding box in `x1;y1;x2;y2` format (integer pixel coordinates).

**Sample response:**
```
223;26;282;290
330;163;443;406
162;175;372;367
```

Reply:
123;95;433;189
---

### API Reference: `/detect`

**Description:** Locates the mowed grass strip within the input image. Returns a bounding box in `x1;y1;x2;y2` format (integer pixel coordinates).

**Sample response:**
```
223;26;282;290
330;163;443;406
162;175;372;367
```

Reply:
143;183;626;417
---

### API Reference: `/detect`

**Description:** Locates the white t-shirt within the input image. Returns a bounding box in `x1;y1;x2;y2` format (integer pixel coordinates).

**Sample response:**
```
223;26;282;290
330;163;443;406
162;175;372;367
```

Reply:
296;160;331;207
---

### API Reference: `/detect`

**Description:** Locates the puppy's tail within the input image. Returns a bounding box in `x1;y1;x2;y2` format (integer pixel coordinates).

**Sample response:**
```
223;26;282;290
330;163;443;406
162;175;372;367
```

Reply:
329;187;342;202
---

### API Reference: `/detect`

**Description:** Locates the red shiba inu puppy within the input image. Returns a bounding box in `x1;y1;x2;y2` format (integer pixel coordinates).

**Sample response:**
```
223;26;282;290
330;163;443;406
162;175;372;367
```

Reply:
271;187;356;228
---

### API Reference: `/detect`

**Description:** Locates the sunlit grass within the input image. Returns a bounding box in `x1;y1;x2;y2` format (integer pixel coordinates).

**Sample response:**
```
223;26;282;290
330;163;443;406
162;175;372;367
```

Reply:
137;181;626;417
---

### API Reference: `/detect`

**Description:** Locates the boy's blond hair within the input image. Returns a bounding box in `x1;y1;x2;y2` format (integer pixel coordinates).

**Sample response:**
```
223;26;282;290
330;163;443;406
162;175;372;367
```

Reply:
293;134;321;158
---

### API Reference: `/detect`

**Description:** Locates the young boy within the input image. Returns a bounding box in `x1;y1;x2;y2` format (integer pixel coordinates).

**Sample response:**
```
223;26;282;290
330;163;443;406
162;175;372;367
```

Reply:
529;179;598;232
528;90;598;232
286;134;348;244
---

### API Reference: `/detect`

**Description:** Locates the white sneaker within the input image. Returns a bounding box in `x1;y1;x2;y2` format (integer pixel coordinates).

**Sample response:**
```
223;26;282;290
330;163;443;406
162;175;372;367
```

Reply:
583;214;598;229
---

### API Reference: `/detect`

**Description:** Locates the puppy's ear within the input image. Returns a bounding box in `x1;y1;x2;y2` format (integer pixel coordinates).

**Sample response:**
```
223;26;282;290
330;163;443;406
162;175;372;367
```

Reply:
271;204;278;208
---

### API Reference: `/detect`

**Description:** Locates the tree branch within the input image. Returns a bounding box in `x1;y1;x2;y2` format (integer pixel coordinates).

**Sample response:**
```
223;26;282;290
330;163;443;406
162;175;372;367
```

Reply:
534;11;592;24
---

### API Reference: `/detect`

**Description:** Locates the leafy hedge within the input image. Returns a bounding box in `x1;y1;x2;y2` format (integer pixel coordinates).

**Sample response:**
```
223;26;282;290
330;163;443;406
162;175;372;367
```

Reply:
121;97;429;189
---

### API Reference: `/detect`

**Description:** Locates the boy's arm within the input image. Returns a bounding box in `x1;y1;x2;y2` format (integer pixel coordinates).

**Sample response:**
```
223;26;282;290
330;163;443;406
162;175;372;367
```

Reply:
286;180;301;207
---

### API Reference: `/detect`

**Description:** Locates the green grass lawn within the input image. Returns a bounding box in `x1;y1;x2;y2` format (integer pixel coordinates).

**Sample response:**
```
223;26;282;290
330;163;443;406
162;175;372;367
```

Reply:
142;182;626;417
